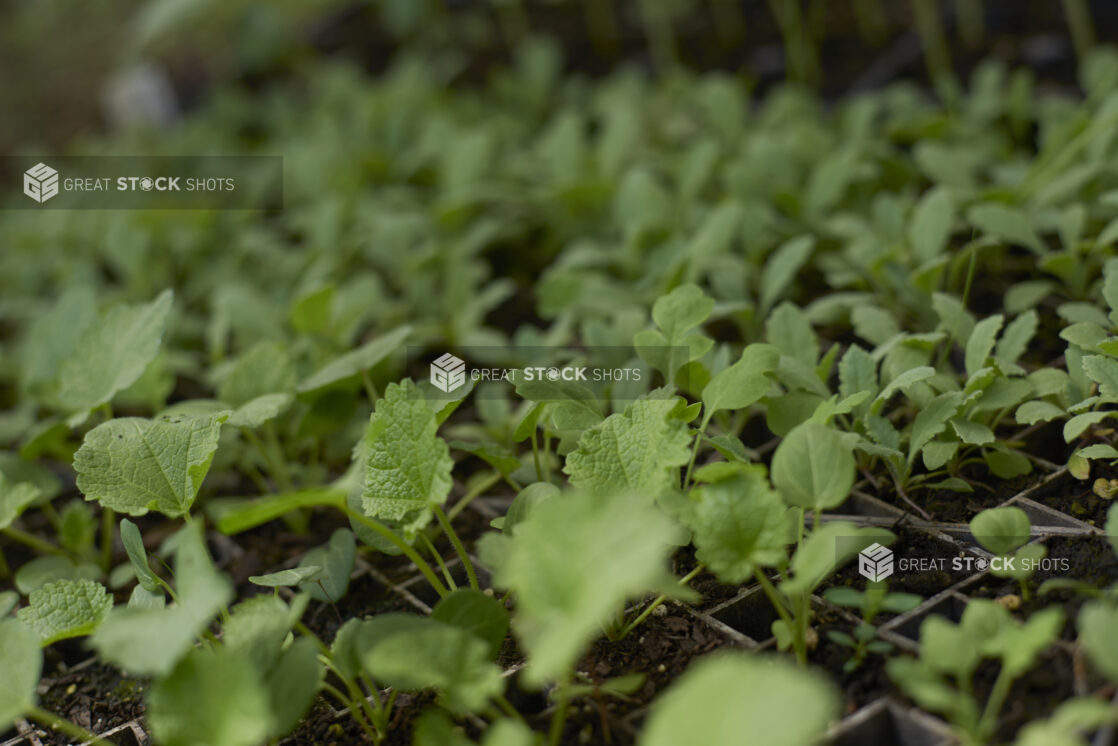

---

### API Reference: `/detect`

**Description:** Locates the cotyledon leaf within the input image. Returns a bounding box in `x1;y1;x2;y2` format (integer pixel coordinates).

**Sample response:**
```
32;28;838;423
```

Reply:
74;412;230;518
361;380;452;540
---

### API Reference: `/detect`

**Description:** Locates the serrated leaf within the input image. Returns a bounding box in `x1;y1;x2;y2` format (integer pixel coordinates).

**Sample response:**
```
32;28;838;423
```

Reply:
360;381;452;540
478;490;682;686
1015;400;1065;425
910;188;955;261
564;397;691;498
17;579;111;645
0;474;40;530
1083;355;1118;398
950;418;995;445
873;366;935;411
909;393;964;461
965;315;1004;379
686;463;791;584
640;653;838;746
771;422;855;512
57;289;173;415
0;619;41;730
838;344;878;403
760;236;814;313
966;203;1046;254
74;412;229;518
297;325;412;393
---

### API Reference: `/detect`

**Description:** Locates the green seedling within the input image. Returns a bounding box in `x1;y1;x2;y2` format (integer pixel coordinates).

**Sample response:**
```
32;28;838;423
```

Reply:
823;581;922;671
887;600;1064;745
969;506;1044;599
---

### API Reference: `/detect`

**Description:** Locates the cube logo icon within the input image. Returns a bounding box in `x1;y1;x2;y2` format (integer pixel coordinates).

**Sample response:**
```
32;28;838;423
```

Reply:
24;163;60;203
858;542;894;582
430;353;466;393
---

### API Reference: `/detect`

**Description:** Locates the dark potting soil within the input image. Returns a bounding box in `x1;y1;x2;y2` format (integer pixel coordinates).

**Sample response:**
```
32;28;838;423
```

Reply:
27;657;146;746
866;468;1041;524
809;609;894;716
1029;464;1118;527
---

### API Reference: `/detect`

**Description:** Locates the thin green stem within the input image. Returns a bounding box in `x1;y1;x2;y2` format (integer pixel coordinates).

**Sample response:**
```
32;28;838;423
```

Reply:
683;417;707;489
1;526;63;556
360;370;379;404
531;430;543;482
494;694;525;722
435;505;479;590
754;568;806;664
978;666;1015;739
99;506;115;573
343;507;448;598
446;471;501;522
620;565;704;639
419;532;457;591
26;706;102;744
548;676;573;746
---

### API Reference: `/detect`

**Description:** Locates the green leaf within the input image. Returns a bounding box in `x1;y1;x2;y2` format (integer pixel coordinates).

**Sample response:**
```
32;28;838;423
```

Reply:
1079;601;1118;683
0;591;17;618
760;236;814;313
431;589;510;661
965;315;1004;379
1064;411;1114;442
16;579;111;645
74;412;228;518
0;473;40;530
360;615;504;714
1016;400;1065;426
57;289;174;416
226;393;293;429
700;344;779;422
120;518;160;592
360;380;452;540
686;463;791;583
1108;504;1118;557
771;422;855;512
652;284;714;340
970;507;1031;556
297;528;356;602
564;397;691;499
1082;355;1118;398
249;566;322;588
909;393;964;461
90;523;232;676
966;203;1046;254
766;303;818;367
296;325;412;393
478;489;682;686
838;344;878;404
996;311;1038;365
639;653;838;746
13;556;100;595
216;341;296;407
873;366;935;411
0;619;40;730
148;648;272;746
781;523;894;597
950;418;995;445
264;637;323;736
636;285;715;382
500;482;559;535
909;188;955;261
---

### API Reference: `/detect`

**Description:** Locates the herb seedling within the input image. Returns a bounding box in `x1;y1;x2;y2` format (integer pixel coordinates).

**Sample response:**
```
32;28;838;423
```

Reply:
823;581;922;671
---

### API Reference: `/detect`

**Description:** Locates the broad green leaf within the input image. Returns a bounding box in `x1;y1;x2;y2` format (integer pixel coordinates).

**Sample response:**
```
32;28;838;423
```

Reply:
700;344;779;422
222;594;309;674
226;393;293;428
74;412;229;518
909;393;964;461
636;284;715;382
781;523;894;597
500;482;559;535
909;188;955;261
985;444;1033;479
20;286;96;398
360;614;504;713
90;523;232;676
0;591;16;618
58;500;94;554
766;302;818;367
297;325;412;393
431;589;510;660
771;422;855;512
851;306;900;347
297;528;356;602
838;344;878;405
965;315;1004;378
216;341;295;407
360;380;452;540
120;518;160;592
564;397;691;498
995;311;1038;365
249;566;322;588
970;506;1031;556
148;648;272;746
0;473;40;530
1015;400;1065;425
264;637;323;735
0;619;40;730
640;653;838;746
686;463;790;583
1015;698;1118;746
932;292;976;345
760;236;814;313
651;284;713;340
17;579;111;645
1082;355;1118;398
966;203;1045;254
873;366;935;411
950;418;995;445
1064;411;1113;442
1079;601;1118;683
13;556;100;595
57;289;174;415
478;490;682;686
